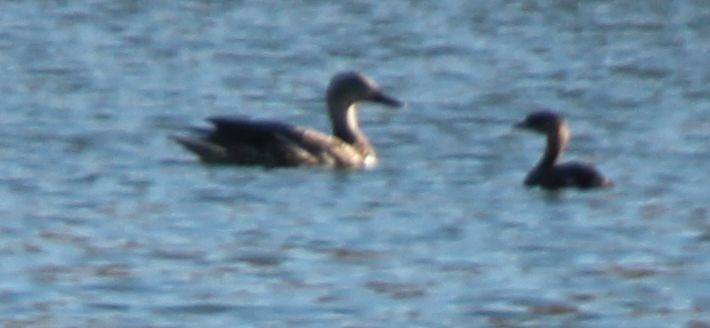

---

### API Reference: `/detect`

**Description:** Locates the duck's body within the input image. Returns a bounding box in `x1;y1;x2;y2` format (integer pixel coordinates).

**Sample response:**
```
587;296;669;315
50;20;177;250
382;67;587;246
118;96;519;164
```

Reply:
516;111;612;190
173;72;402;168
174;117;376;167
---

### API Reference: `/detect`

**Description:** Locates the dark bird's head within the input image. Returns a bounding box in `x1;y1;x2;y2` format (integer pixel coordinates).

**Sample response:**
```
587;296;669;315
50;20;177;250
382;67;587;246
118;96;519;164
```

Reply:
515;111;566;134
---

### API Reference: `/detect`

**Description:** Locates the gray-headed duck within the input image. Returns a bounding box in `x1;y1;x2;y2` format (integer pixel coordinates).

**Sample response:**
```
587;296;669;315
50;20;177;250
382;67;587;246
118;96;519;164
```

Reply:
174;71;402;168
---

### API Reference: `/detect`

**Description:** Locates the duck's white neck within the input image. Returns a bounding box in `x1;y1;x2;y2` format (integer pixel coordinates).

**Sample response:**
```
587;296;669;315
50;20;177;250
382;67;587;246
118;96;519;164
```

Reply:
328;99;373;155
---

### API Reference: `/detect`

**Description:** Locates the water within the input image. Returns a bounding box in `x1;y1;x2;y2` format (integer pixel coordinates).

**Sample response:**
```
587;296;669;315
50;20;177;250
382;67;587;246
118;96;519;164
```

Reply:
1;1;710;327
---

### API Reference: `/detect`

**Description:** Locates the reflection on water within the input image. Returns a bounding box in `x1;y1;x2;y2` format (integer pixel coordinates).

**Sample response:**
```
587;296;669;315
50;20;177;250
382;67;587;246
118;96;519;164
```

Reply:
1;0;710;327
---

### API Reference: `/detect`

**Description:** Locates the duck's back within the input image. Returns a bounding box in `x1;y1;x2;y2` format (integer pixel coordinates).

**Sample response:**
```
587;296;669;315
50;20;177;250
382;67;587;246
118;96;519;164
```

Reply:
174;117;369;168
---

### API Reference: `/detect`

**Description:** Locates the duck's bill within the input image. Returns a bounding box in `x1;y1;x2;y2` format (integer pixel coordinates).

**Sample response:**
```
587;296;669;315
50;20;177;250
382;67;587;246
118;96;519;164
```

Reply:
371;91;403;108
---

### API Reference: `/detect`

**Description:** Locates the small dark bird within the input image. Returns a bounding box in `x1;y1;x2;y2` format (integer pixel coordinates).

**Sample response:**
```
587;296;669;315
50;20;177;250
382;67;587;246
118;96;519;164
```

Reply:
515;111;613;190
173;71;402;168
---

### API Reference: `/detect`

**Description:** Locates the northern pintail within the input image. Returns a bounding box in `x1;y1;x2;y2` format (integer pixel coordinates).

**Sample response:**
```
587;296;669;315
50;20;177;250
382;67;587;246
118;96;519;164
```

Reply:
173;71;402;168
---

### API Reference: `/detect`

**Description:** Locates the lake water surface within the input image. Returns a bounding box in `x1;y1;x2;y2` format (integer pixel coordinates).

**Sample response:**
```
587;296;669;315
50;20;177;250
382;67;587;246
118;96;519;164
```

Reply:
1;1;710;327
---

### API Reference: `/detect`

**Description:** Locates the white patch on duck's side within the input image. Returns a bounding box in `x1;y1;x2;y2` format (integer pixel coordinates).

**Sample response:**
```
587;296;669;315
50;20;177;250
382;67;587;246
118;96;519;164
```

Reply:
362;154;378;169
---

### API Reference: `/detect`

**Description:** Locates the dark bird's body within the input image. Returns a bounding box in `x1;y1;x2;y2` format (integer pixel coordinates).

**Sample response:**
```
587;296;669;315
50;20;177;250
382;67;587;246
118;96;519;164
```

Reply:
515;111;612;190
523;162;609;190
173;72;402;168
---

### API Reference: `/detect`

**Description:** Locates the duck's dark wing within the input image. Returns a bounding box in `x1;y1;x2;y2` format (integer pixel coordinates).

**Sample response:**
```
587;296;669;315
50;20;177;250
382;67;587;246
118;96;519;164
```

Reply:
173;117;364;167
207;117;301;145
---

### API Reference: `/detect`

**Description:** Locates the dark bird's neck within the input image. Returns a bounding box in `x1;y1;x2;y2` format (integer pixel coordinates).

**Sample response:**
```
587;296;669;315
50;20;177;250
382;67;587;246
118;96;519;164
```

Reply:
537;123;569;168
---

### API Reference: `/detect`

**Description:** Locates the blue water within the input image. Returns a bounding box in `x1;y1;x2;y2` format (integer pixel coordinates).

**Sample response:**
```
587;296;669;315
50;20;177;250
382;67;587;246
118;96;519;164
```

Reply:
1;1;710;327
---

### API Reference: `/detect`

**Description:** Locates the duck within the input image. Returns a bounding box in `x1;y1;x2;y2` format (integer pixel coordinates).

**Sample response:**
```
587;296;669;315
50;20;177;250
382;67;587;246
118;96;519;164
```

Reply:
515;111;613;190
173;71;402;168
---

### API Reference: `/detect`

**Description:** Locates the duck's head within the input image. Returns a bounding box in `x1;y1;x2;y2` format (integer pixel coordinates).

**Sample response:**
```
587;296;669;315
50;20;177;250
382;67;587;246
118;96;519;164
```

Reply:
515;111;565;134
326;71;403;109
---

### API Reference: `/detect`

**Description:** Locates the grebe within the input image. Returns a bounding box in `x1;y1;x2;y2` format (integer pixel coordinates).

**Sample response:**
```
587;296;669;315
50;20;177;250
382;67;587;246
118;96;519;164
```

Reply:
515;111;613;190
